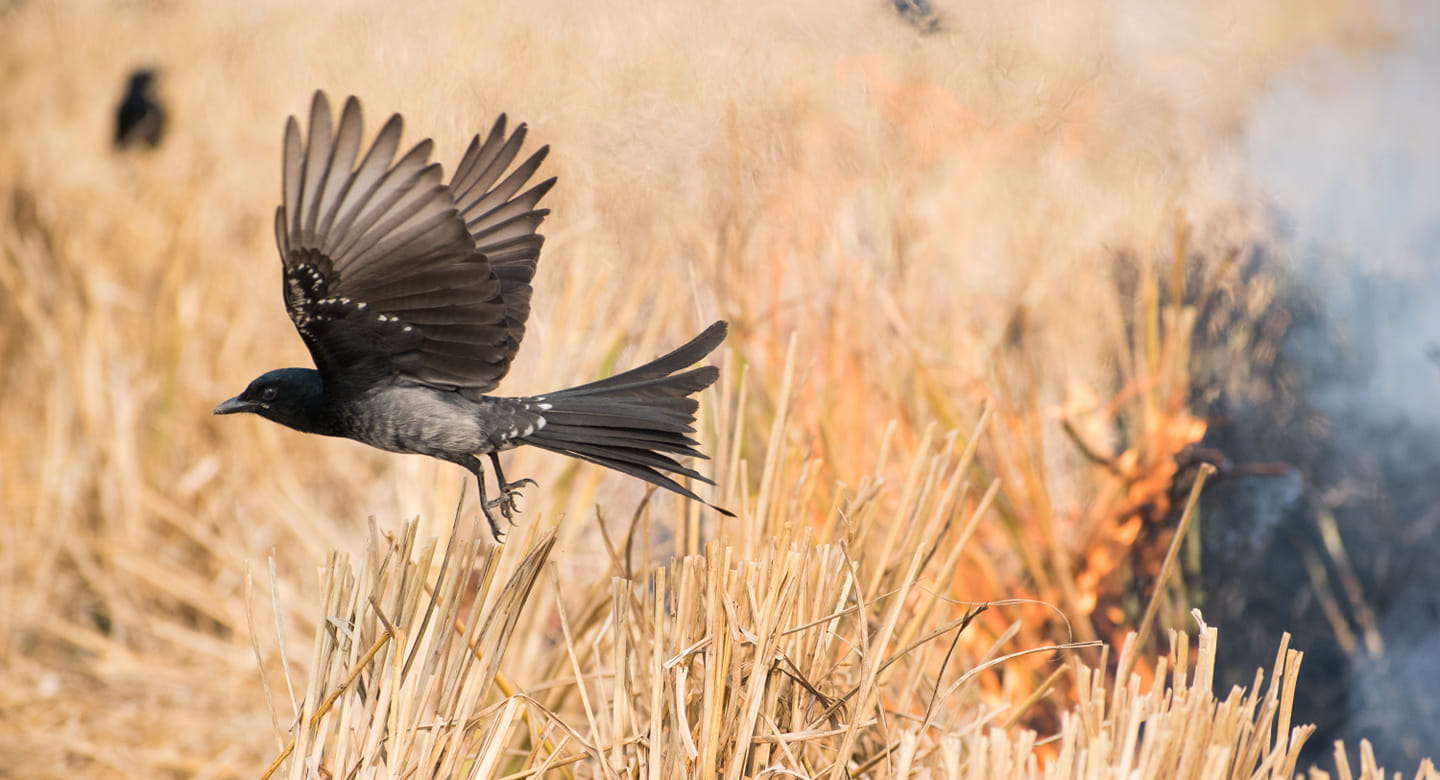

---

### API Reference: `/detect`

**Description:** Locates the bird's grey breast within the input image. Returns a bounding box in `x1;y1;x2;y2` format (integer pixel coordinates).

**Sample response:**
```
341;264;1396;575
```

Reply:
346;384;488;457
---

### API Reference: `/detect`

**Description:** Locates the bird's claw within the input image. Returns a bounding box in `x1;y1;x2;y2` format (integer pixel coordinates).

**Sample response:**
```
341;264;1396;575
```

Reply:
483;492;521;522
484;479;535;523
478;453;538;542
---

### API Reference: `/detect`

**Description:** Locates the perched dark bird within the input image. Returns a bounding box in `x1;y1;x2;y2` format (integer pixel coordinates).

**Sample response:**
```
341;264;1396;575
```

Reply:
114;69;166;150
216;91;731;539
890;0;941;32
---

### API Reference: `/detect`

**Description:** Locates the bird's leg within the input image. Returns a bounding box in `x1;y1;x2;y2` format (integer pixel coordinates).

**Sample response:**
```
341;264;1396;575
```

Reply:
454;455;507;541
487;451;536;521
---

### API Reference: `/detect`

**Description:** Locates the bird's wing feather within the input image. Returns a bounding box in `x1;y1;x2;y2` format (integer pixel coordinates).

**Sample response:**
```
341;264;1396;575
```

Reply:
448;115;555;362
274;91;550;393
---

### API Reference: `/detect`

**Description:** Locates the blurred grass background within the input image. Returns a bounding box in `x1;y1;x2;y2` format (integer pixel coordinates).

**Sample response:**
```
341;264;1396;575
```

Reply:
0;0;1393;776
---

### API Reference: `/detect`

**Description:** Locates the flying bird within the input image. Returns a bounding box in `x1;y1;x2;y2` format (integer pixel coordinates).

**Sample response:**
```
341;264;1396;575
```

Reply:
216;91;730;539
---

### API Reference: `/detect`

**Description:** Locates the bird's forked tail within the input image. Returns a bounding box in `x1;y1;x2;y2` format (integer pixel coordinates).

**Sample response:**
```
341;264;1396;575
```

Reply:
517;320;734;516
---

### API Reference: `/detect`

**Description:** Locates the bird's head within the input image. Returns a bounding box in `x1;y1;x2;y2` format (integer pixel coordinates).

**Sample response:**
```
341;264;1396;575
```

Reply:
128;69;159;96
215;368;330;434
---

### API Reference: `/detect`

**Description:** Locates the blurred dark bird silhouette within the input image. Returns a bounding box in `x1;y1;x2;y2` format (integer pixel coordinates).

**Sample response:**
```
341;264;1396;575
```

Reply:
215;91;731;539
891;0;941;32
114;69;166;150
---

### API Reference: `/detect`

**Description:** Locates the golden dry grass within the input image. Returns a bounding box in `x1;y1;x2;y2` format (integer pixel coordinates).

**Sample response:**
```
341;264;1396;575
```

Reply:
234;436;1424;778
0;0;1430;777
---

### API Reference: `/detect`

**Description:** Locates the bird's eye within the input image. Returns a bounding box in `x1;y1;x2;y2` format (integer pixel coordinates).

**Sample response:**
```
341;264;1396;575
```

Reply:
260;386;278;402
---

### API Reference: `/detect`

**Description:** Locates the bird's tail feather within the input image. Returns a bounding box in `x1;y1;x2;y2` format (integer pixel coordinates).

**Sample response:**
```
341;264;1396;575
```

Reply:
519;321;733;515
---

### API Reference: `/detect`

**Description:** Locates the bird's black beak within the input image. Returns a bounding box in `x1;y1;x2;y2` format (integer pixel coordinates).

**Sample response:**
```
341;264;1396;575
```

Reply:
214;396;257;415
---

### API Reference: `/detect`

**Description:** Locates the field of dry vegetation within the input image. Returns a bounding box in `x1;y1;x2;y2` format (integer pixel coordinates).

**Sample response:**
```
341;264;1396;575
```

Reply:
1;0;1432;777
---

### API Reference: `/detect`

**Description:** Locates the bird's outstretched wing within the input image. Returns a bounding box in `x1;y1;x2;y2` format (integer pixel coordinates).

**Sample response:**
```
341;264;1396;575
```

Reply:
449;116;554;362
273;91;552;393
